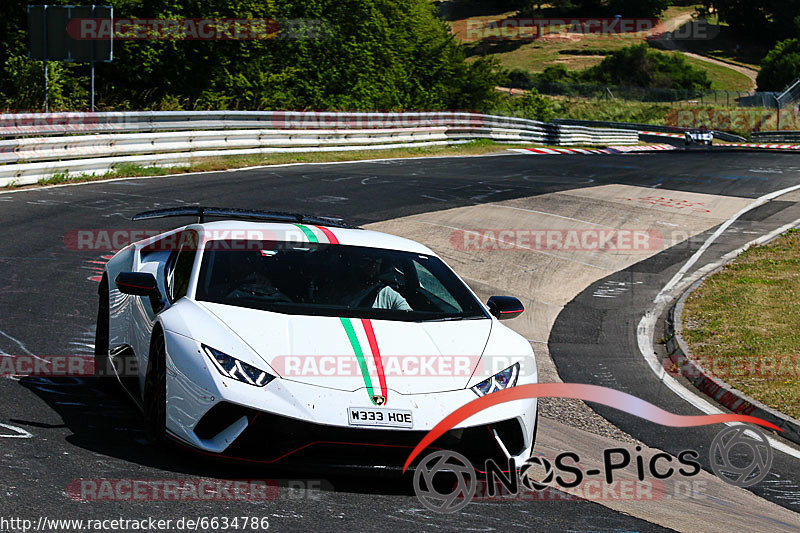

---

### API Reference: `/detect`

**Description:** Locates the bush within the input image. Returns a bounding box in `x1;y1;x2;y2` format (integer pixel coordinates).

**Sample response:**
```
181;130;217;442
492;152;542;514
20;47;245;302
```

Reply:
493;89;561;121
2;56;88;110
757;38;800;91
529;45;712;95
583;44;712;92
507;68;537;90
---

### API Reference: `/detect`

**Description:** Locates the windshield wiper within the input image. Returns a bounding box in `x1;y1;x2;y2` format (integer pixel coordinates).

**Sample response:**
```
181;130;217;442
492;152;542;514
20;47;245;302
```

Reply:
419;315;477;322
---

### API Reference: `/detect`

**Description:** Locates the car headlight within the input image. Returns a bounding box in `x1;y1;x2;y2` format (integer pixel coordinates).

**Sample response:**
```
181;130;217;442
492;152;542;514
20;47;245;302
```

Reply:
202;345;275;387
471;363;520;397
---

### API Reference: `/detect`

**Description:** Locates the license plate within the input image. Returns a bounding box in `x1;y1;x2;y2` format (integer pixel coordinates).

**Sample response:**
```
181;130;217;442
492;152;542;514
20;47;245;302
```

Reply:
347;407;413;428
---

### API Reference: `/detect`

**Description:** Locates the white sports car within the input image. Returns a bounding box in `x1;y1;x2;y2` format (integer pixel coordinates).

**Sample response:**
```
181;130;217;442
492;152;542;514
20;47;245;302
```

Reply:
95;207;538;470
684;128;713;146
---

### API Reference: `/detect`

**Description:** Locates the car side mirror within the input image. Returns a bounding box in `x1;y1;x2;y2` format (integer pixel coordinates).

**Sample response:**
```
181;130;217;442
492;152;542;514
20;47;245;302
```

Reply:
116;272;165;313
487;296;524;320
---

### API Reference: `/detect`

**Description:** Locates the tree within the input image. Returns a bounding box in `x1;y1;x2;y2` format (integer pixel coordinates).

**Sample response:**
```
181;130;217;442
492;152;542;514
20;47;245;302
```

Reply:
714;0;800;43
757;39;800;91
0;0;503;111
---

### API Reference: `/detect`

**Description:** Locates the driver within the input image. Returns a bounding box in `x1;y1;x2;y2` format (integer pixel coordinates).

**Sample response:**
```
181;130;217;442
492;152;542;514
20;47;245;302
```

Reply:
343;255;411;311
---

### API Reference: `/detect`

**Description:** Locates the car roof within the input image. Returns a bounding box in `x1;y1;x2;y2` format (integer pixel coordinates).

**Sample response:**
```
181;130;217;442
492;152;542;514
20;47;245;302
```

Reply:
179;220;436;255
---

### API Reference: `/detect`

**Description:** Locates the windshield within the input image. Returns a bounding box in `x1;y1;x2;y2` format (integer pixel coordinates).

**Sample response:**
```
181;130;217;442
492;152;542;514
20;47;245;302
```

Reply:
195;241;487;322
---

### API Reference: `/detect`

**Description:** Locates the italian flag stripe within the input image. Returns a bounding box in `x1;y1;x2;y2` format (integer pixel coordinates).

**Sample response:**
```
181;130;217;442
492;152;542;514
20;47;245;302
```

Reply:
314;225;339;244
294;224;319;243
295;224;339;245
339;317;388;405
339;317;376;403
361;319;388;400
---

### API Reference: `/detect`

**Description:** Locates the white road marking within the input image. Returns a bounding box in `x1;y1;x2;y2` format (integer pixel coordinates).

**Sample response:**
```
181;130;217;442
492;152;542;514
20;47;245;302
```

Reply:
660;184;800;298
420;194;448;202
637;181;800;461
0;330;49;364
486;203;616;228
0;423;33;439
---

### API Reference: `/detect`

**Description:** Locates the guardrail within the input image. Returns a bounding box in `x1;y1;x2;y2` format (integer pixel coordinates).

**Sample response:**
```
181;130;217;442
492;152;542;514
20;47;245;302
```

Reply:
0;112;638;187
552;118;747;142
752;131;800;143
0;111;487;137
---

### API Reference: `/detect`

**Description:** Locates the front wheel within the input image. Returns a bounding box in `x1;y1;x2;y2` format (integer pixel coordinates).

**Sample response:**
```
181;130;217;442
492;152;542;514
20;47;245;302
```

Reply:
94;275;114;379
143;331;167;445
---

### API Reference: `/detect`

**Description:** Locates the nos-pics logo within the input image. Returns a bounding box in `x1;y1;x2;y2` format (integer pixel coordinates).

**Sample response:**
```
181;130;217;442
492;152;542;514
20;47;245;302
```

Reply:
413;425;773;513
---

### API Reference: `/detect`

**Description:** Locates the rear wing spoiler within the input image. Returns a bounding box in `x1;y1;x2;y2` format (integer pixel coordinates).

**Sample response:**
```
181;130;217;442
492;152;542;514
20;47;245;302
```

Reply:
132;206;359;229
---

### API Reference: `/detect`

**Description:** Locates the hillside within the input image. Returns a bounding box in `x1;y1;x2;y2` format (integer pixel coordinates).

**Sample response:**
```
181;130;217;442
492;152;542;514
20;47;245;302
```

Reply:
439;2;757;91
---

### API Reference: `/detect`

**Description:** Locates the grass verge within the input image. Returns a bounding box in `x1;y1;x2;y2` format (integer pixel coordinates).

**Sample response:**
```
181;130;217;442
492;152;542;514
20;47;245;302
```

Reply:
545;98;674;124
681;229;800;419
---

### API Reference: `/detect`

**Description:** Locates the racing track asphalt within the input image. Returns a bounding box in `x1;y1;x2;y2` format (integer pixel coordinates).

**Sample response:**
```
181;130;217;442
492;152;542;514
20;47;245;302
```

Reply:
1;150;800;531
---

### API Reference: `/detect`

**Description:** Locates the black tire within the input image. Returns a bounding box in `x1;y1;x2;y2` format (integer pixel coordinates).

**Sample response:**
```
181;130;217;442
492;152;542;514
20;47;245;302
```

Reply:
143;331;167;446
94;275;114;379
528;407;539;458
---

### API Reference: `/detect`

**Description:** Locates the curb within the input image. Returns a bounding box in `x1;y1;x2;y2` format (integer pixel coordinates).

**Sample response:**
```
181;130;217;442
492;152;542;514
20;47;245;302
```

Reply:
663;268;800;446
716;143;800;151
510;144;677;155
640;131;684;139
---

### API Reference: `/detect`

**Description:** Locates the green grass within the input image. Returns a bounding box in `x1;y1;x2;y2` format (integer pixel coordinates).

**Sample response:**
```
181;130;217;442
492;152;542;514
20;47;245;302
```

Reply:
661;4;700;21
465;35;642;73
682;229;800;419
545;98;673;124
34;165;172;186
681;54;753;91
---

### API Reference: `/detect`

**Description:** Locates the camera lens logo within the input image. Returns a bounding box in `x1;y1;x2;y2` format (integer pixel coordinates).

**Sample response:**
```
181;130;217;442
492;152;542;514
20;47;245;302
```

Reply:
413;450;477;513
519;455;554;491
710;425;773;487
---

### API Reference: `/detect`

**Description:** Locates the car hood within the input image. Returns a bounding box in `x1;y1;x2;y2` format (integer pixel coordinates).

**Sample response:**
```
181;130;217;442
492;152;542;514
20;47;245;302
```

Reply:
198;302;492;395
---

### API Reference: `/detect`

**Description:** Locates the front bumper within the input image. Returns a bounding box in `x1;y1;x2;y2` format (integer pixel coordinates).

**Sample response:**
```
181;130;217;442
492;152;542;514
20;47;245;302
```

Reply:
163;331;538;468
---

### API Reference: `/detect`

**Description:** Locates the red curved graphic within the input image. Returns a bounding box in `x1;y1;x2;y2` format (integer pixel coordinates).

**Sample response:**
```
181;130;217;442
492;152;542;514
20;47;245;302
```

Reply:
402;383;783;472
314;225;339;244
